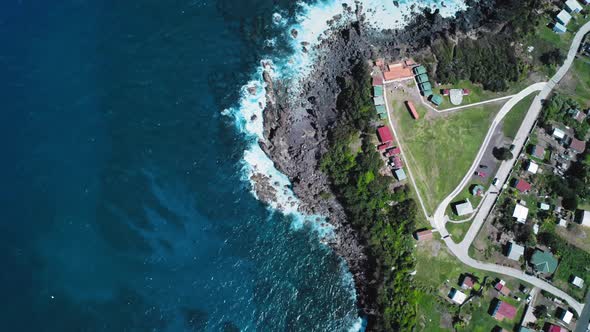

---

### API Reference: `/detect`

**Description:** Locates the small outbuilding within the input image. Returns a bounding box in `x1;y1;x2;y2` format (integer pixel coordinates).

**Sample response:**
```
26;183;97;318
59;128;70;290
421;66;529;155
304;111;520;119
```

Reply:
454;199;474;216
448;288;467;305
507;241;524;261
513;204;529;223
527;161;539;174
565;0;583;13
576;209;590;227
552;127;566;140
556;9;572;25
430;94;443;106
559;309;574;324
415;229;433;241
571;275;584;288
539;202;550;211
373;86;383;97
394;168;407;181
554;22;567;34
460;275;475;290
471;184;485;197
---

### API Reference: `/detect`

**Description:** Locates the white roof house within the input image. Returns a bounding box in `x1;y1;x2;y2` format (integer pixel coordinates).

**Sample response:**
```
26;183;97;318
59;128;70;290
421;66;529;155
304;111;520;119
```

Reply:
540;203;550;211
527;161;539;174
553;127;566;139
565;0;583;13
559;218;568;227
507;242;524;261
572;276;584;288
455;199;474;216
557;9;572;25
513;204;529;223
533;223;540;235
554;22;568;34
449;288;467;304
579;210;590;227
561;309;574;324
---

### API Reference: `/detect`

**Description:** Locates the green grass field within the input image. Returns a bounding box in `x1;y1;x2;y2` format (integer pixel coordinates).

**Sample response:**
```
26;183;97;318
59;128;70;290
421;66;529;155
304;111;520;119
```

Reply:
414;243;527;332
446;222;471;241
558;59;590;107
502;93;537;139
391;100;504;214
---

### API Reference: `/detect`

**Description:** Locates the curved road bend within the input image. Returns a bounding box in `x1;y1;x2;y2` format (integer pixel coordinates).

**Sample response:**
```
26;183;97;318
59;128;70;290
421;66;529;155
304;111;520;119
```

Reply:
433;21;590;314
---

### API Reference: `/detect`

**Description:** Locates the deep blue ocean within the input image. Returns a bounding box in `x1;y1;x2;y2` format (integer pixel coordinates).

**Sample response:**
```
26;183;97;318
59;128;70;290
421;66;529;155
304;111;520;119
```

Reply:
1;1;362;331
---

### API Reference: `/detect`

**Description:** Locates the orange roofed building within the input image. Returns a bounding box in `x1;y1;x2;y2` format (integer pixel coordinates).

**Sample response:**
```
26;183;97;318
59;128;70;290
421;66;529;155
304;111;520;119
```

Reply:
383;61;414;81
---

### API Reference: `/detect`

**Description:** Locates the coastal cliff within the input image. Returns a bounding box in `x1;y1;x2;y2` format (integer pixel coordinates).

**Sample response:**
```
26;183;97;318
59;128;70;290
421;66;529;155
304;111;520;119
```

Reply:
254;0;512;325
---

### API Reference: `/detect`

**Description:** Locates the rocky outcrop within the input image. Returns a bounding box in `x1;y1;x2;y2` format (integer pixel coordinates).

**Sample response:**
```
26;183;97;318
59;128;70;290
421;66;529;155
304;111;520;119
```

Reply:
257;0;500;317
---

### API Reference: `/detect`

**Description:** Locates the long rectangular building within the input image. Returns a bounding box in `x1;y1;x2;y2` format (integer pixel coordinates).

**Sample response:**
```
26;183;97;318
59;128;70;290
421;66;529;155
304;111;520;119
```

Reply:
405;101;419;120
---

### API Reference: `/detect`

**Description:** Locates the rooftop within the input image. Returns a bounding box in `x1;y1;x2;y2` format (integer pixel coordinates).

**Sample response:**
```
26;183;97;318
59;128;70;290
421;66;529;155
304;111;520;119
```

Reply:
448;288;467;304
527;161;539;174
508;242;525;261
513;204;529;223
569;137;586;153
493;301;517;321
531;250;558;274
515;179;531;193
454;199;474;216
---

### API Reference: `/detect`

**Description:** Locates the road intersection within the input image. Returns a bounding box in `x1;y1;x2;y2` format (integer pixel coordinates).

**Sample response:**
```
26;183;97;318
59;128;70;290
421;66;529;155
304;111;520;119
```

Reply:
385;21;590;315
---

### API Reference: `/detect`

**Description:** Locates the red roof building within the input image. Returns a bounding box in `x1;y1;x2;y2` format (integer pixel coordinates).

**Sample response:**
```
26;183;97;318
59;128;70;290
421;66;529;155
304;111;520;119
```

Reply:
462;89;471;95
372;75;384;87
442;89;450;96
377;142;390;151
495;282;511;296
545;323;568;332
386;147;401;157
460;275;475;289
532;145;545;159
569;137;586;154
405;101;419;120
515;179;532;193
415;229;433;241
391;156;403;169
377;126;393;143
492;301;517;321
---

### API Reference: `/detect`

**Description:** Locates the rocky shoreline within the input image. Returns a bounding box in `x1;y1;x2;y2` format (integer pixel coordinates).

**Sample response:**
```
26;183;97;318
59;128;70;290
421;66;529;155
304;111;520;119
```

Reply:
252;0;501;319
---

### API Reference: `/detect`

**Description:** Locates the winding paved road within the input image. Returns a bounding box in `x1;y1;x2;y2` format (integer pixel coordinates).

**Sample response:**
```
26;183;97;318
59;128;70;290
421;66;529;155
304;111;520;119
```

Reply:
429;21;590;315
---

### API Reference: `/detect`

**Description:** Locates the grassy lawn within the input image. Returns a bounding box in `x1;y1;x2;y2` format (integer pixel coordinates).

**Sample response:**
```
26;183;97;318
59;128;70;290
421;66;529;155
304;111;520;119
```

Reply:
557;59;590;108
391;100;504;214
502;93;537;139
447;222;471;242
414;242;527;332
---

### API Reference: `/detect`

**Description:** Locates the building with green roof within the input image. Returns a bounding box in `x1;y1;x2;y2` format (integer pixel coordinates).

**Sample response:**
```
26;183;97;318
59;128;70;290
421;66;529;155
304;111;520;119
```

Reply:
422;89;433;97
373;86;383;97
379;112;387;120
419;82;432;92
416;73;429;83
413;65;427;75
430;94;443;106
531;250;558;274
375;105;386;114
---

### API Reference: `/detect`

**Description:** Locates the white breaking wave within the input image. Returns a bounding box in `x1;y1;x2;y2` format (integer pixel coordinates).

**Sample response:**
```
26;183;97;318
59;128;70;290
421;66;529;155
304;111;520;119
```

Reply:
224;0;469;330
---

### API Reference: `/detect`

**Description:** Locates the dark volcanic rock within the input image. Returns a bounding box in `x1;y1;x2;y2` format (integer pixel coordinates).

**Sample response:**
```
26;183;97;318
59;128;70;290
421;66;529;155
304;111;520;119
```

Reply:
256;0;499;319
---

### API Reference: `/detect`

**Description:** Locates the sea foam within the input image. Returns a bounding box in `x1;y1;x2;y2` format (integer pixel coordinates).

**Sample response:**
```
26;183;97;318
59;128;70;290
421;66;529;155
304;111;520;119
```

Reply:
225;0;468;330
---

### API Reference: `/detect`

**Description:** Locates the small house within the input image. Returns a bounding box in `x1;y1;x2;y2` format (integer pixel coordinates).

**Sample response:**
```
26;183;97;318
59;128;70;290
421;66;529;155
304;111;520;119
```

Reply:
495;280;511;296
544;324;568;332
372;75;384;86
507;241;524;261
375;105;386;114
373;96;385;106
569;108;587;122
554;22;567;34
568;137;586;154
576;209;590;227
442;89;450;96
394;168;407;181
556;9;572;25
415;229;433;241
513;204;529;223
492;301;517;321
571;275;584;288
515;179;532;193
527;161;539;174
420;81;432;92
532;145;545;159
377;126;393;143
385;147;401;157
416;73;429;83
454;199;474;216
373;86;383;97
430;94;443;106
552;127;566;140
565;0;583;13
448;288;467;304
471;184;485;196
405;101;419;120
460;275;475;289
559;309;574;324
391;156;403;169
531;250;558;274
413;65;427;75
